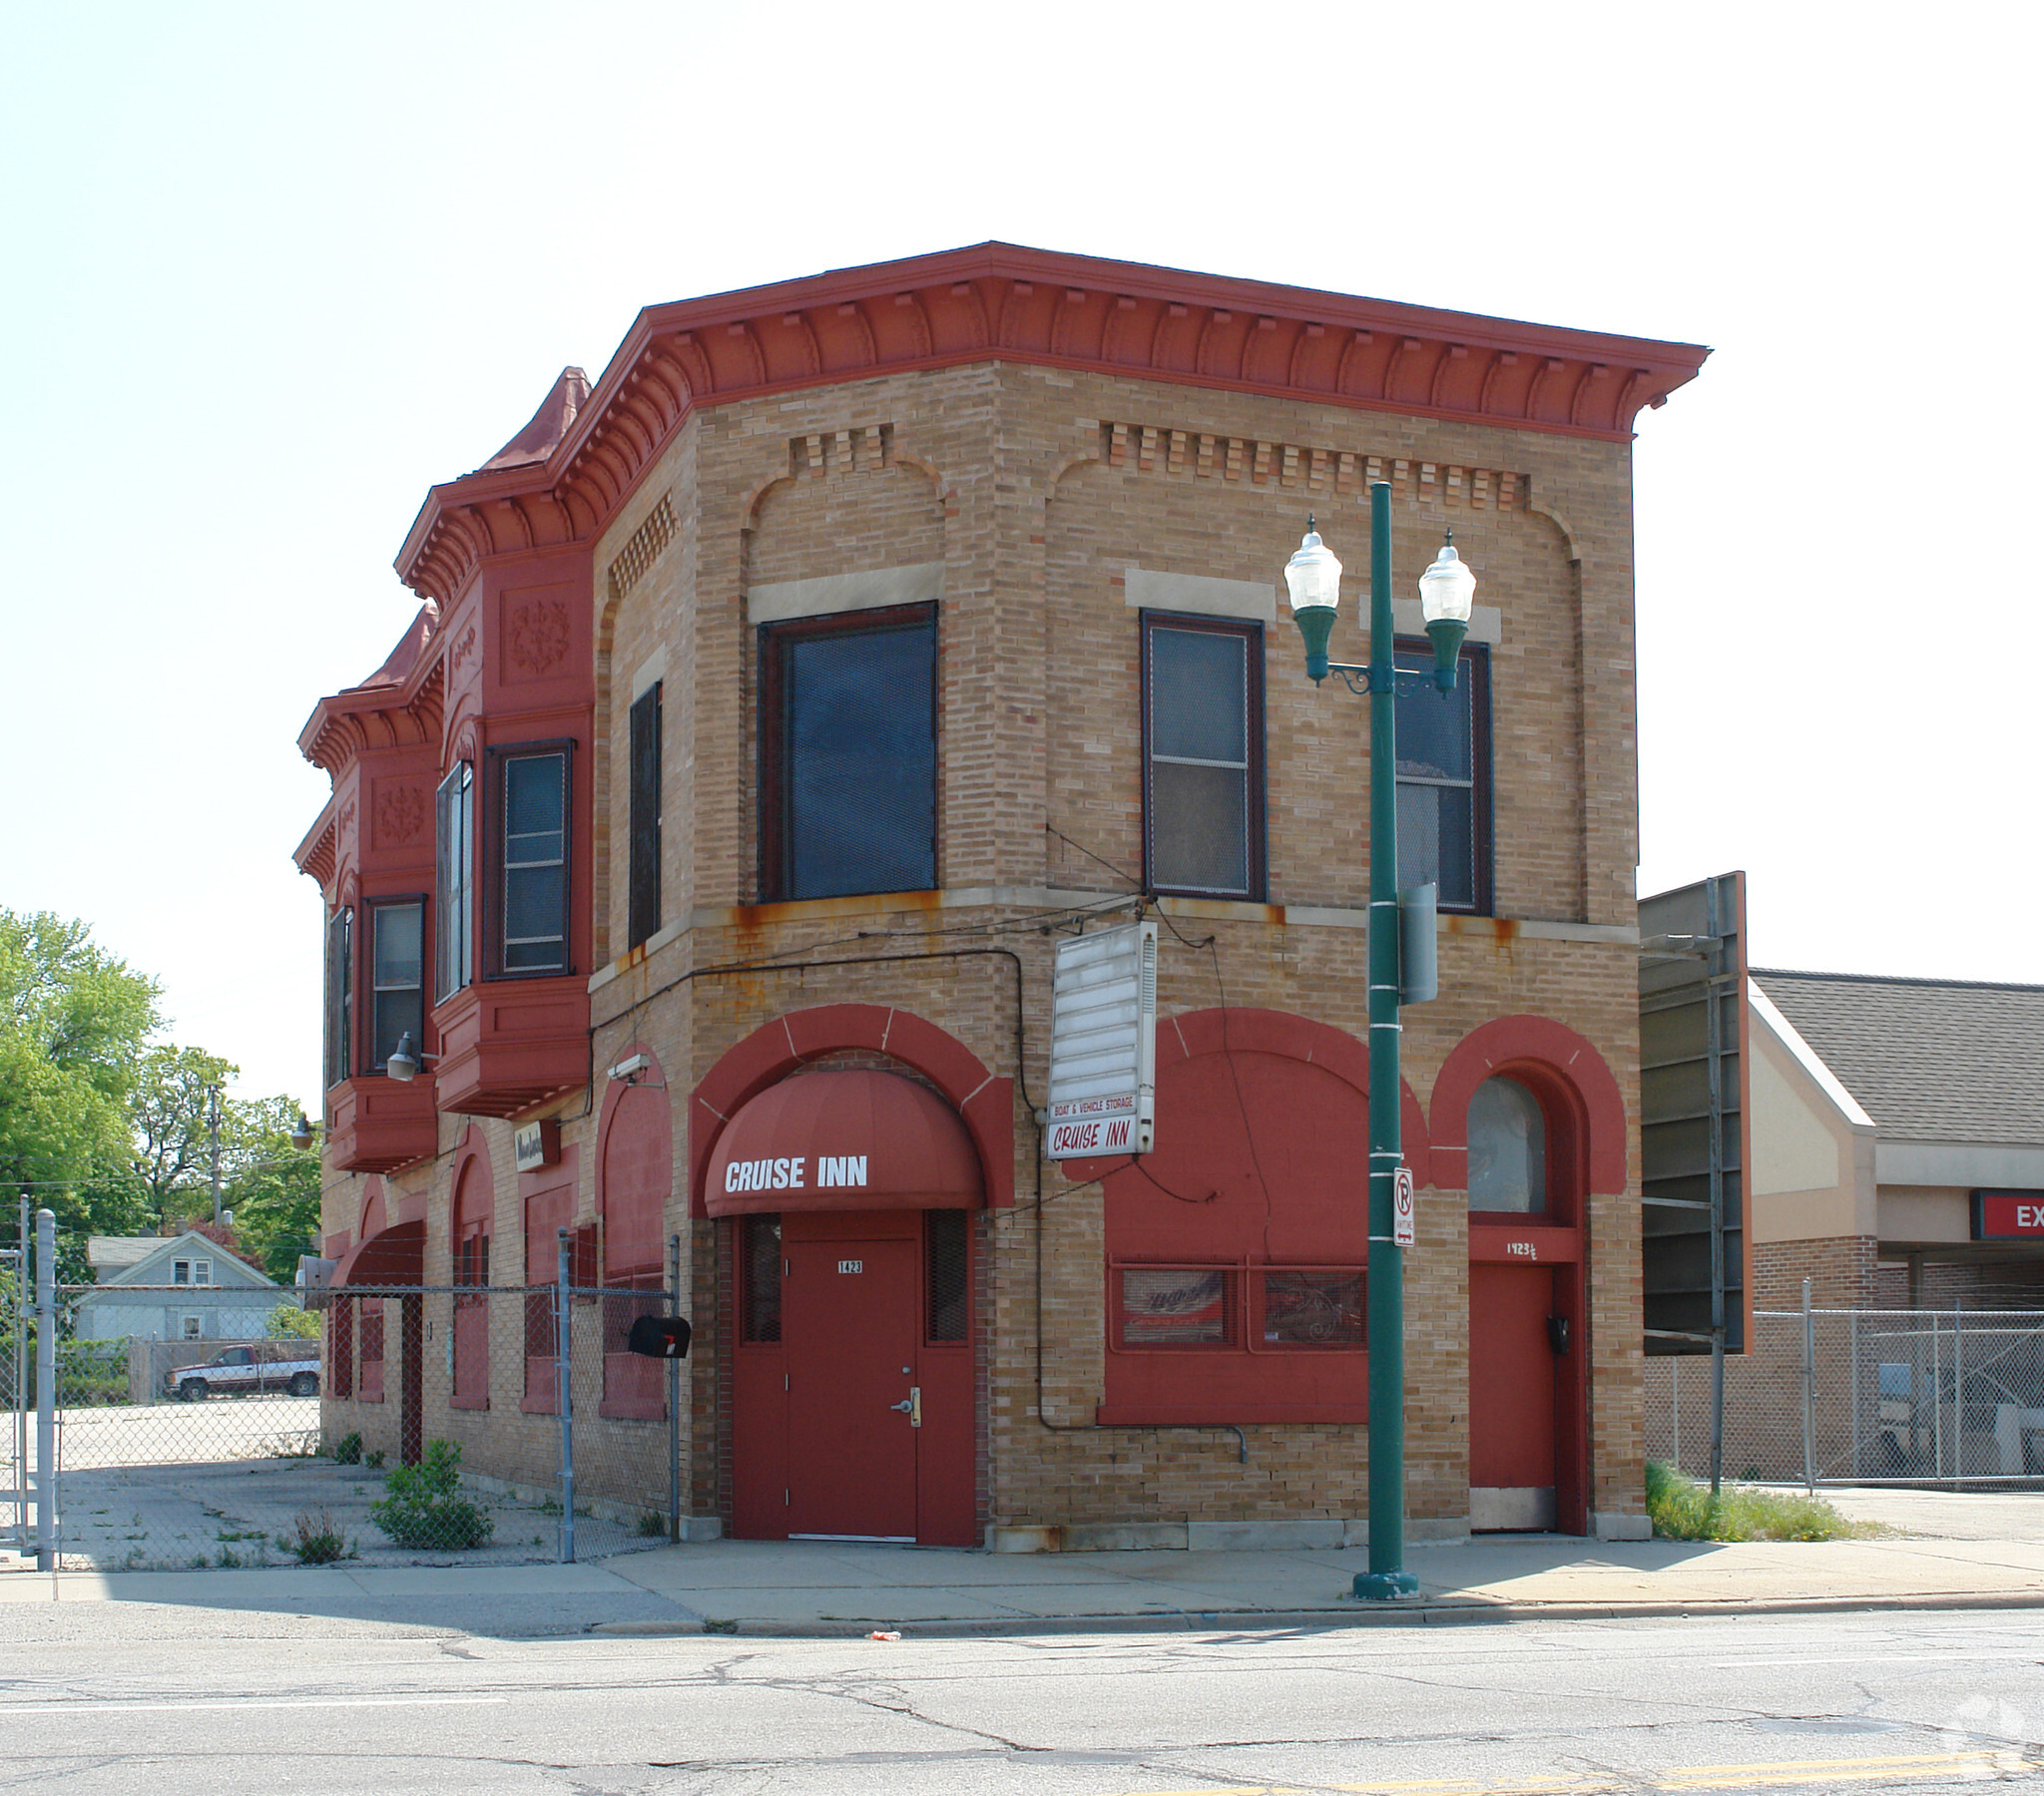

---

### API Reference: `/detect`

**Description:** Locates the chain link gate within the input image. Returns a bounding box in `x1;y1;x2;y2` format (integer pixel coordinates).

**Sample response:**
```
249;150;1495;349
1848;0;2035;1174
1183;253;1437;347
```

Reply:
39;1235;687;1572
1646;1306;2044;1488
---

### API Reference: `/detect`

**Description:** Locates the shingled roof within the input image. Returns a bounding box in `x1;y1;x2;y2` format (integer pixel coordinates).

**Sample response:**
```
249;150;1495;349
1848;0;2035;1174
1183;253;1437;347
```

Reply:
1753;969;2044;1147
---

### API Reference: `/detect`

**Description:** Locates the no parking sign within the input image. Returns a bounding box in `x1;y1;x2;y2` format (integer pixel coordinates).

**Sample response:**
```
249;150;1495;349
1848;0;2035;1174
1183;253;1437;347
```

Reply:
1392;1165;1416;1248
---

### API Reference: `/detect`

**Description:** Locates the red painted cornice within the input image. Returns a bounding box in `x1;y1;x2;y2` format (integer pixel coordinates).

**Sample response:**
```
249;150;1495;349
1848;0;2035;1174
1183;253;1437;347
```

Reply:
297;606;447;776
395;242;1710;605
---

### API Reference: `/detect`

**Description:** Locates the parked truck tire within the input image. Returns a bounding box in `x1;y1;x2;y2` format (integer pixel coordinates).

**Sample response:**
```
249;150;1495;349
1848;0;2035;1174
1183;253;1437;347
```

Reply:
179;1378;209;1402
288;1372;318;1397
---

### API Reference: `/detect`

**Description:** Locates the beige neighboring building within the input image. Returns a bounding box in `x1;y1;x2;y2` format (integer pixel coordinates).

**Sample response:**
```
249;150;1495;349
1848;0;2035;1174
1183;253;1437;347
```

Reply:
1747;969;2044;1310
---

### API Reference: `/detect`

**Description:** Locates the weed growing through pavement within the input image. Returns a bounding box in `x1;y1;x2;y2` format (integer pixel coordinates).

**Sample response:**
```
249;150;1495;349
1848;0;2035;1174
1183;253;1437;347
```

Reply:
364;1450;386;1469
279;1508;354;1565
638;1512;667;1538
368;1440;494;1551
1646;1461;1884;1542
331;1431;363;1465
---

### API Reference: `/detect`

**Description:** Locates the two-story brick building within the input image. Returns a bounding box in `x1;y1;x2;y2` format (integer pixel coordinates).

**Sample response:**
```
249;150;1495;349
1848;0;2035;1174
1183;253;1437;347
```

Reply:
294;243;1707;1547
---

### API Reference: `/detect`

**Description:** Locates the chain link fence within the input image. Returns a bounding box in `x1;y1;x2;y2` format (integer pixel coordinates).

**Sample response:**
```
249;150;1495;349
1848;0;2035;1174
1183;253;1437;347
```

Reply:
30;1274;686;1572
1646;1306;2044;1487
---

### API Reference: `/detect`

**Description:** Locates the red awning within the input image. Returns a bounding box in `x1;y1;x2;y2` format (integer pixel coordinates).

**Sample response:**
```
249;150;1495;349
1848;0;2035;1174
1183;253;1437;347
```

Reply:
330;1218;425;1288
706;1070;982;1217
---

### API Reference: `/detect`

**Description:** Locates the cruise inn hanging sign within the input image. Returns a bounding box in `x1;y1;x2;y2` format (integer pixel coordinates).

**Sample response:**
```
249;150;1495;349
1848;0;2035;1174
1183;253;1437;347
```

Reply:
1045;921;1158;1159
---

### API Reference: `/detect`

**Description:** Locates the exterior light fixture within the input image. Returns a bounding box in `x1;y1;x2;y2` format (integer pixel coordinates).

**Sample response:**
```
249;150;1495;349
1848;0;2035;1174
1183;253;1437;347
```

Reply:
1281;487;1487;1604
288;1114;316;1151
386;1031;435;1083
1416;531;1476;690
1283;516;1343;683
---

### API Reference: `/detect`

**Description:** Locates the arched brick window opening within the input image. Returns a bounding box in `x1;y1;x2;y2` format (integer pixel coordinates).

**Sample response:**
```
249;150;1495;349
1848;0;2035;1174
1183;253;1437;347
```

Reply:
1072;1007;1429;1426
451;1142;493;1410
1468;1075;1550;1217
1431;1016;1624;1538
356;1183;386;1403
598;1059;674;1419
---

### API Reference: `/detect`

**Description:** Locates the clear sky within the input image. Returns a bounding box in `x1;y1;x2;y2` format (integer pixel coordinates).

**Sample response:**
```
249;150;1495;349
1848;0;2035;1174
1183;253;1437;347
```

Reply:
3;1;2036;1111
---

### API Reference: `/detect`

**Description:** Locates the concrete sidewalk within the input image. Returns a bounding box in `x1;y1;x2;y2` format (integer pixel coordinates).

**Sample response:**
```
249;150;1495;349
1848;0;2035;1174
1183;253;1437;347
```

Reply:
5;1524;2044;1636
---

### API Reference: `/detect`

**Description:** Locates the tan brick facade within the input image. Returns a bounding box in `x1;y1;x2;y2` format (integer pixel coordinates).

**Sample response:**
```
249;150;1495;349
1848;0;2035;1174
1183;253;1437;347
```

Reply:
303;248;1709;1547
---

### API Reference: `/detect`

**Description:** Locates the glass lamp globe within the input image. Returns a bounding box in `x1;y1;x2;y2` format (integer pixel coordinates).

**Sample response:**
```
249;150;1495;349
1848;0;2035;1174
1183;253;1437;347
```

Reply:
1283;518;1342;613
1417;533;1476;623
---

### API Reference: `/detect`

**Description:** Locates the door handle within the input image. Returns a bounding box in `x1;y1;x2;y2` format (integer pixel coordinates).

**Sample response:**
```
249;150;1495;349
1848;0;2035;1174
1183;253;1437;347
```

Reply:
890;1388;922;1426
889;1398;912;1412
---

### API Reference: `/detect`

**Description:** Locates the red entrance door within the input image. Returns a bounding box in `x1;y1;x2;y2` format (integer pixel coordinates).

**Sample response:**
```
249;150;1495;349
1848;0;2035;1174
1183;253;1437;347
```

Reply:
784;1234;920;1540
1468;1262;1558;1530
732;1208;977;1546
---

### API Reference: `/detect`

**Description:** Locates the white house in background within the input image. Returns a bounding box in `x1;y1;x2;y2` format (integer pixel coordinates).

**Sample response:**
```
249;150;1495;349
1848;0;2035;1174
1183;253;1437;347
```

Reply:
78;1232;292;1342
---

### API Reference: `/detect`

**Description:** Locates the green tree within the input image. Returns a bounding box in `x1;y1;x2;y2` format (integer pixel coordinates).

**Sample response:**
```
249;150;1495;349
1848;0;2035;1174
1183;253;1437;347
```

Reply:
0;910;161;1255
265;1301;323;1340
219;1093;321;1282
130;1043;237;1228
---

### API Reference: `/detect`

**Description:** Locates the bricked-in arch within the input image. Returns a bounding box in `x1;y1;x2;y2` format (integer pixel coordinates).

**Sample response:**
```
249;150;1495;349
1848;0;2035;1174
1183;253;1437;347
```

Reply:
689;1005;1012;1215
598;1044;674;1276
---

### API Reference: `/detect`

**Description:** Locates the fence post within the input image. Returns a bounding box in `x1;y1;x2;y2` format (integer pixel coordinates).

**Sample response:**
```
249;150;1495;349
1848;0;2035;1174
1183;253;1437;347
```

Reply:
1952;1303;1964;1485
556;1228;574;1565
1672;1355;1682;1474
668;1232;682;1546
1800;1278;1815;1492
1848;1308;1860;1479
1931;1315;1944;1481
13;1194;26;1555
35;1208;55;1571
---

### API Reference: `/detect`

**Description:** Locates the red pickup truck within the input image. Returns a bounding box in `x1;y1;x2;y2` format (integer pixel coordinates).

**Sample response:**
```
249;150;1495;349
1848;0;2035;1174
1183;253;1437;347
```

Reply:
168;1344;321;1401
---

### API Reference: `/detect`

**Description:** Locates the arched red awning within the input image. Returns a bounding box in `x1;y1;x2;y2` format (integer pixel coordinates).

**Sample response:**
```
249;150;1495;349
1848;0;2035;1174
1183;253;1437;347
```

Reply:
330;1218;425;1287
706;1070;982;1217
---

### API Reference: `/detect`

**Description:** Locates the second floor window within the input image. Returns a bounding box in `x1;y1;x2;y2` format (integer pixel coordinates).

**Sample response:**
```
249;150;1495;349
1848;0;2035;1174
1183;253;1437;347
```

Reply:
759;605;936;902
369;899;424;1069
436;763;472;1000
1143;614;1264;899
323;905;351;1089
498;749;570;973
628;682;662;949
1394;641;1491;913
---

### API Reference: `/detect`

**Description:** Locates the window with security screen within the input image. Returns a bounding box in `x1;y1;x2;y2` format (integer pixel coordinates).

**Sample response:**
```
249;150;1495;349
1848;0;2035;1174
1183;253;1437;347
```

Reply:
1143;615;1264;899
759;604;937;902
1393;640;1490;913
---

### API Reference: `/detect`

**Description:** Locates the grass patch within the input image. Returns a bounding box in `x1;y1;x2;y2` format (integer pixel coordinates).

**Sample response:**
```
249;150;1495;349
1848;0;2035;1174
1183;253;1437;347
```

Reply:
1646;1460;1870;1542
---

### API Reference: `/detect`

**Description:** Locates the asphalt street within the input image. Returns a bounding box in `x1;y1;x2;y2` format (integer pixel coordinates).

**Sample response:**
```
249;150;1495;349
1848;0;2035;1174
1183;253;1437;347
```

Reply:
3;1605;2039;1795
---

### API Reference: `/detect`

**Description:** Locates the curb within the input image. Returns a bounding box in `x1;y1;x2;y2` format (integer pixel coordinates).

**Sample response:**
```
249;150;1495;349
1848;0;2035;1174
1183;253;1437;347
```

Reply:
588;1587;2044;1639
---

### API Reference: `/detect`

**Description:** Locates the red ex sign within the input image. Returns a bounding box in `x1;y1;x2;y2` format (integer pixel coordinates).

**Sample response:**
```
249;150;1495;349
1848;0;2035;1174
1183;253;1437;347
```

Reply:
1972;1190;2044;1239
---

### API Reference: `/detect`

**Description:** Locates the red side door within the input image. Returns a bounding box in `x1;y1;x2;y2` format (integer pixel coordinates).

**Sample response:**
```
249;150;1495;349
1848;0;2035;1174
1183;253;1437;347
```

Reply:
783;1234;920;1540
1468;1261;1558;1530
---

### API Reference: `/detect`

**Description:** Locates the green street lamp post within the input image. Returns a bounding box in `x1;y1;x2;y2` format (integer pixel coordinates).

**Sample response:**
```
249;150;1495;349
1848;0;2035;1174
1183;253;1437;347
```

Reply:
1284;480;1475;1601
